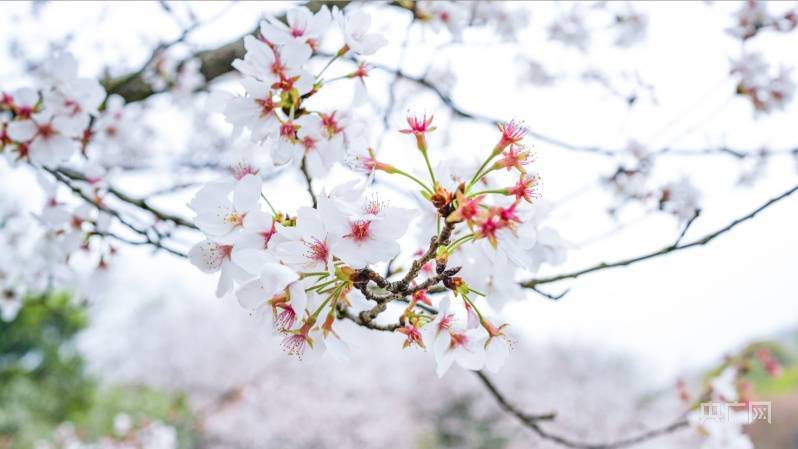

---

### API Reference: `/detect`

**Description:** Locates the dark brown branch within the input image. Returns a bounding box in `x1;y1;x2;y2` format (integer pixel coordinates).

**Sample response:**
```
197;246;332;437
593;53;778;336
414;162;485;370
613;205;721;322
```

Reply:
479;374;689;449
523;418;689;449
89;231;188;258
55;167;198;230
339;311;689;449
103;0;347;102
474;371;556;423
299;156;318;208
523;184;798;288
391;220;455;293
46;168;188;258
100;4;798;162
530;285;570;301
674;209;700;246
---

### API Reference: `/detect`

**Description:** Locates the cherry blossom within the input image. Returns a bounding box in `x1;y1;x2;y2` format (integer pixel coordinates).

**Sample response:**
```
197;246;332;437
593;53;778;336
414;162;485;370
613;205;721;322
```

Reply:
6;111;81;167
416;1;468;40
658;178;701;222
188;174;262;237
432;324;487;377
260;5;332;50
232;35;312;95
324;193;416;268
333;7;388;56
218;77;281;142
548;8;590;51
275;205;338;274
236;263;302;327
188;238;252;297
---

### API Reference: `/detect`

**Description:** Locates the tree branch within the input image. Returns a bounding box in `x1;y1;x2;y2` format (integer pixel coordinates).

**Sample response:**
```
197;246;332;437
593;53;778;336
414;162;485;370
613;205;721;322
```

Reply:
523;184;798;288
54;167;198;230
338;311;688;449
299;156;318;208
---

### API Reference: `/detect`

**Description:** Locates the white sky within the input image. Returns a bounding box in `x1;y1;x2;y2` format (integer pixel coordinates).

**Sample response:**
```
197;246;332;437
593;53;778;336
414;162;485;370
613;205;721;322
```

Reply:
1;1;797;387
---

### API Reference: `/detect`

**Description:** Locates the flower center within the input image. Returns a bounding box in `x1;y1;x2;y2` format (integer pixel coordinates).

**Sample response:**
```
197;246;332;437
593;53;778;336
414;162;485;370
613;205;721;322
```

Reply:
304;237;329;263
450;332;469;349
280;122;297;139
301;136;317;153
224;212;245;226
347;220;372;242
38;123;55;139
256;96;276;117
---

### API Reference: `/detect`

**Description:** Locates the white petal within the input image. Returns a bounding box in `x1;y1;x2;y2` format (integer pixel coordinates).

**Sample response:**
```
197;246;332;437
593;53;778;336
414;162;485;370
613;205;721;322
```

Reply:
216;263;235;297
188;240;226;273
288;282;308;316
259;263;299;297
237;278;268;309
6;120;37;141
233;174;262;213
436;351;455;378
485;339;509;373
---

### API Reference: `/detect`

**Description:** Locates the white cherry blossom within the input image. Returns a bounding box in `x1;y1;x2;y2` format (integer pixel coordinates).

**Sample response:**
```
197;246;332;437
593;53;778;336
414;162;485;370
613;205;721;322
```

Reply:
188;173;262;237
6;111;81;167
324;192;416;268
275;203;339;274
333;7;387;56
188;238;252;297
260;6;332;50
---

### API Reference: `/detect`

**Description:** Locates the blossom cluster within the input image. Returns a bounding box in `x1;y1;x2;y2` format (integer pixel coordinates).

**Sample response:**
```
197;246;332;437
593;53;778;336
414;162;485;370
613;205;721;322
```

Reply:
189;7;569;374
604;142;701;222
0;53;104;168
413;1;530;42
209;5;384;172
732;52;796;115
686;348;783;449
188;113;566;376
0;170;117;321
727;0;797;41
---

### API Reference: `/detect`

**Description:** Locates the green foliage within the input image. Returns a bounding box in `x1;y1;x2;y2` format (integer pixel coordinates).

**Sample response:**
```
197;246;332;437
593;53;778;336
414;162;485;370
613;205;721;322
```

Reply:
73;386;195;448
753;365;798;396
0;295;197;449
0;293;93;447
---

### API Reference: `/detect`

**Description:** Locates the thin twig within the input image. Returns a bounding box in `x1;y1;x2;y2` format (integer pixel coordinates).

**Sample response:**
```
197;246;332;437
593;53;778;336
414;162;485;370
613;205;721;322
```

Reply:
55;167;198;230
299;156;318;208
523;184;798;288
674;209;700;246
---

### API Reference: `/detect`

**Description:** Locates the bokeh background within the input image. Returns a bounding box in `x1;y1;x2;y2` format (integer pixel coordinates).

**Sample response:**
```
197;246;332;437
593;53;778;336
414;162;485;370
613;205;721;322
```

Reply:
1;1;797;448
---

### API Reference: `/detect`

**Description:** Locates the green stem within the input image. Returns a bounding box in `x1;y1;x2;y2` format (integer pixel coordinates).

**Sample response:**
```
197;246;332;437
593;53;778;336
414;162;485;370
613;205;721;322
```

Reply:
310;296;333;320
462;293;486;321
260;193;278;216
447;234;475;253
306;279;337;293
467;153;499;192
468;287;487;297
316;53;342;80
468;188;509;197
391;167;434;194
421;150;437;186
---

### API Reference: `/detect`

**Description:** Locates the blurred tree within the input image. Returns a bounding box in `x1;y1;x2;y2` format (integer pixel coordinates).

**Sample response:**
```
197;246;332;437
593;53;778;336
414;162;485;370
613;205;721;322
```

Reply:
0;293;92;448
0;295;196;449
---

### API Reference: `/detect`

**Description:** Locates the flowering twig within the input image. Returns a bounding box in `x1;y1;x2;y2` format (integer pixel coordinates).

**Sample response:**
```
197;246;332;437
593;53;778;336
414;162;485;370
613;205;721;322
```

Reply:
54;167;198;230
524;183;798;288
